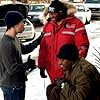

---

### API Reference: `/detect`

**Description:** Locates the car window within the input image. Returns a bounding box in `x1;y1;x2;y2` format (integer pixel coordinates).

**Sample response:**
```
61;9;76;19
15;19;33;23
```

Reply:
85;0;100;3
29;5;45;12
76;5;85;12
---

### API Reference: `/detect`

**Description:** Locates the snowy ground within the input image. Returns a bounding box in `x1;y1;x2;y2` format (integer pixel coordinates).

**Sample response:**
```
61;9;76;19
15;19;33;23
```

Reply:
0;23;100;100
25;69;50;100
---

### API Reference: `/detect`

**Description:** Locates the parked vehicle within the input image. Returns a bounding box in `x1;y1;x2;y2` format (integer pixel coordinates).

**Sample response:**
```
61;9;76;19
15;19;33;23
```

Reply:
84;0;100;19
74;3;91;24
0;3;36;42
31;3;91;25
28;3;49;26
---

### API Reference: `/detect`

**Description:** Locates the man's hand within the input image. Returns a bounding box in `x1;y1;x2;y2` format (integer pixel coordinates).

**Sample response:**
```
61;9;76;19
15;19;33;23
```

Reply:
25;55;37;70
40;69;47;78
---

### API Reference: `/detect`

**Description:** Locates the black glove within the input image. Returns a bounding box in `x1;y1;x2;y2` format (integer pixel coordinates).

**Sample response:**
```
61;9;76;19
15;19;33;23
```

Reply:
40;68;47;78
25;55;37;70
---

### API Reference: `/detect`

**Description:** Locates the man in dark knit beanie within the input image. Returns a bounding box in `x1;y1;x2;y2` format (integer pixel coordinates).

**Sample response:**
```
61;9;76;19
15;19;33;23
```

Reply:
57;43;79;61
4;11;24;29
46;43;100;100
0;11;44;100
48;0;67;18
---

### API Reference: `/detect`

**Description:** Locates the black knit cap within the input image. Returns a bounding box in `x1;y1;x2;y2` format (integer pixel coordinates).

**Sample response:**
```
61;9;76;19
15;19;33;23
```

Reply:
57;44;79;61
4;11;24;28
48;0;67;13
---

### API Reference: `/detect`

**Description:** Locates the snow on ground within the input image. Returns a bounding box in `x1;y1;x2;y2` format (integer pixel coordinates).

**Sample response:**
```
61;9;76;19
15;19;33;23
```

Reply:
86;38;100;73
0;23;100;100
85;22;100;72
25;69;50;100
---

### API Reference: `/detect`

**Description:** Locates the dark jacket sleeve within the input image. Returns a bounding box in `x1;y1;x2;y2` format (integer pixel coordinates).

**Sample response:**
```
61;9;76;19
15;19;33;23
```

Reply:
60;61;100;100
21;33;44;54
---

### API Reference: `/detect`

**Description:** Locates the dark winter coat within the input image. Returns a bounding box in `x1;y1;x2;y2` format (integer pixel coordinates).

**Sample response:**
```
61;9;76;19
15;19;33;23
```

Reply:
60;58;100;100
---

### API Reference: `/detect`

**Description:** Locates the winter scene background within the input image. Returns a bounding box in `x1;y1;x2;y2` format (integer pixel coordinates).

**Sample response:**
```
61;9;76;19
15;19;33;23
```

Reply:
0;22;100;100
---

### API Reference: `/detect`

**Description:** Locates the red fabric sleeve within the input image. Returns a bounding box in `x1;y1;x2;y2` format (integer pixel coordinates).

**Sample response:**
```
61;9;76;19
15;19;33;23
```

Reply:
38;36;47;69
74;20;89;58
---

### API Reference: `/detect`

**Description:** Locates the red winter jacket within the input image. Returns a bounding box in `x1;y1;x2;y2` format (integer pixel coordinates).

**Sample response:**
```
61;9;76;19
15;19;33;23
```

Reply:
38;16;89;83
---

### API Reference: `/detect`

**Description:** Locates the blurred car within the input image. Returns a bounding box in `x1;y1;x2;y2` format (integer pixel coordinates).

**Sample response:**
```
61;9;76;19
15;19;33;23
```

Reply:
0;3;36;42
74;3;91;24
84;0;100;19
28;3;49;26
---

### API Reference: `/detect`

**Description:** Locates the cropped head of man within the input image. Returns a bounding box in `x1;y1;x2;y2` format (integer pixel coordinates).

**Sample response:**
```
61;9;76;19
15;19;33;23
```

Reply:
48;0;68;22
57;44;79;75
4;11;25;33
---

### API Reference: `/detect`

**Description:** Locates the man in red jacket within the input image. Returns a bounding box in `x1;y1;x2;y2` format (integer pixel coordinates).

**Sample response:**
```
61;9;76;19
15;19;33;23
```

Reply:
38;0;89;83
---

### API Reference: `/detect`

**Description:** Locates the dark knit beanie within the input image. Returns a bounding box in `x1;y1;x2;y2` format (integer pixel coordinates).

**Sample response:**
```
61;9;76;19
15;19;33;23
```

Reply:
4;11;24;28
48;0;67;13
57;44;79;61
